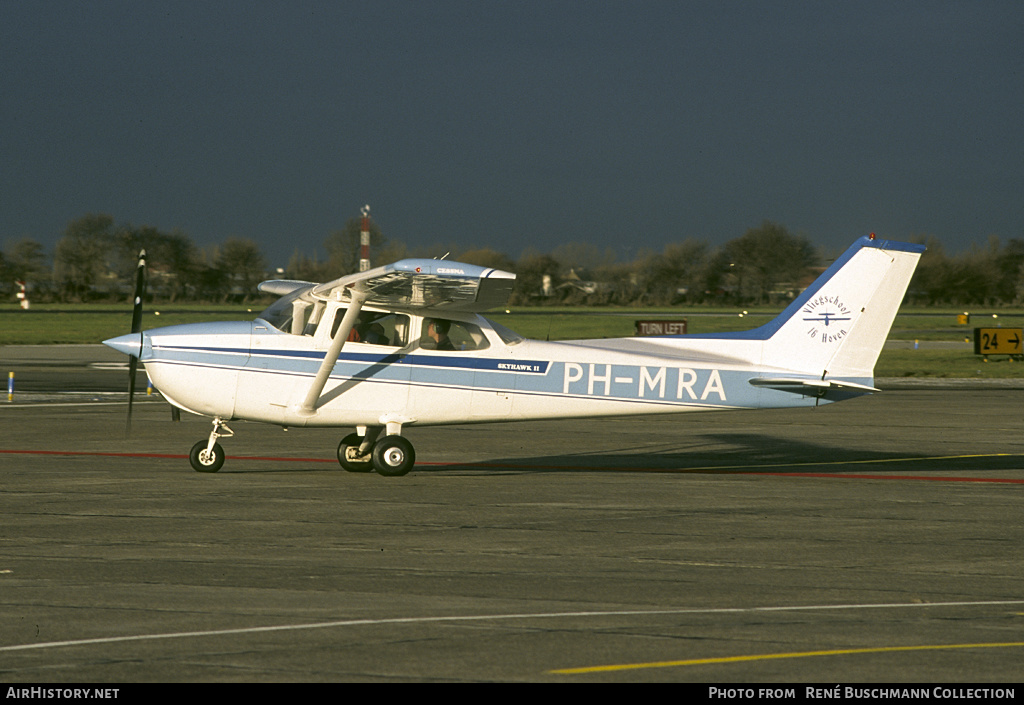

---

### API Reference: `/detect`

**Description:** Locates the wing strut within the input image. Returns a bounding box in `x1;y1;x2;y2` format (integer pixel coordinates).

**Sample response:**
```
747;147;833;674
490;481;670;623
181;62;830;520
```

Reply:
296;288;368;415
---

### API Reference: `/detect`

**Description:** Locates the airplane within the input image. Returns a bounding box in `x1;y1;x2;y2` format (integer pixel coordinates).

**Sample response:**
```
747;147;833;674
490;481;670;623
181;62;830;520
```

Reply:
103;234;924;476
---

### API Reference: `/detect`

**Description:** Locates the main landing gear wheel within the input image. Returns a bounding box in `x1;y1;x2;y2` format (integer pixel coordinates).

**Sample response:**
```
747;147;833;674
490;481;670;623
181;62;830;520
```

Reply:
190;440;225;473
372;436;415;477
337;433;374;473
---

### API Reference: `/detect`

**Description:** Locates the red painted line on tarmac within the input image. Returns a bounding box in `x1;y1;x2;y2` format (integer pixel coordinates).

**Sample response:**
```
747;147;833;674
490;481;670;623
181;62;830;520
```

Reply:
0;449;334;462
0;449;186;459
215;456;334;463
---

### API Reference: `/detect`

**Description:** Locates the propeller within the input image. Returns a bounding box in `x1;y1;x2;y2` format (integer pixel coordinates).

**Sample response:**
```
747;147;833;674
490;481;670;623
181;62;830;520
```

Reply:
126;250;146;435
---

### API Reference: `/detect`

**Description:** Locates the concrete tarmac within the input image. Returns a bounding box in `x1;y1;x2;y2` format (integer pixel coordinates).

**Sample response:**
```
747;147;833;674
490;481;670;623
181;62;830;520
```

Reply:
1;349;1023;682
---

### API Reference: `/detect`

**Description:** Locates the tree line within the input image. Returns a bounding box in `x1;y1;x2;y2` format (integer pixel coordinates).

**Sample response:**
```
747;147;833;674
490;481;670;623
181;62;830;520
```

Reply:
2;213;1023;307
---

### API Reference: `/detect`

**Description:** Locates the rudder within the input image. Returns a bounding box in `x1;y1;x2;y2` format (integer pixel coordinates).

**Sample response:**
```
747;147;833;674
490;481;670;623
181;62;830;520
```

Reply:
759;236;924;382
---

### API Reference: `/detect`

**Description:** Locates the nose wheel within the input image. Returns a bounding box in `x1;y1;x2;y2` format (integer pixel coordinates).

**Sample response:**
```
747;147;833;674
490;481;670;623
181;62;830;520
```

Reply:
189;418;233;473
189;440;225;473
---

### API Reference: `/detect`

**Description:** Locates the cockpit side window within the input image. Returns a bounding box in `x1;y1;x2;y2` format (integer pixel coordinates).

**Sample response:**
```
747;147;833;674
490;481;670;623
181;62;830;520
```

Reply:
420;318;490;351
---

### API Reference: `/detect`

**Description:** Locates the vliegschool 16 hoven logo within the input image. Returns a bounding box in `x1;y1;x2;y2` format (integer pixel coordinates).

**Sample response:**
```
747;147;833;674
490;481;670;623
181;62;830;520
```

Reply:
802;295;853;343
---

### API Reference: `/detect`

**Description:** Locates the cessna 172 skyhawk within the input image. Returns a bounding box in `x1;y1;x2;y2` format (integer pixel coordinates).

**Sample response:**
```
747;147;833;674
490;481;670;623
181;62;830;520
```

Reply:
103;234;923;476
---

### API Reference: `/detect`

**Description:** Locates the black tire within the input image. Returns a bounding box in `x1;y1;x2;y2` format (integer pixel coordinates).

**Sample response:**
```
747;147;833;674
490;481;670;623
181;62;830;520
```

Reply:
337;433;374;473
189;440;224;473
371;436;415;477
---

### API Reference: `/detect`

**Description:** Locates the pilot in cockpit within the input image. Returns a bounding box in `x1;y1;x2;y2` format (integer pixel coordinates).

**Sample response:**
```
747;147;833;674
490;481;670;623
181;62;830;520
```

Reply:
363;322;388;345
424;318;455;351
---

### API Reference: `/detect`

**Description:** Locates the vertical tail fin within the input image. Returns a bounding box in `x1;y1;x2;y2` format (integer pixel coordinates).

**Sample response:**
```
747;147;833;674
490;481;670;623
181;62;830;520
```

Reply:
757;236;924;382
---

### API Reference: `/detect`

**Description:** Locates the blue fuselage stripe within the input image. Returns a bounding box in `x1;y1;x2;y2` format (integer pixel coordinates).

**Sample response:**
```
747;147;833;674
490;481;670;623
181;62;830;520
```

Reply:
152;345;550;375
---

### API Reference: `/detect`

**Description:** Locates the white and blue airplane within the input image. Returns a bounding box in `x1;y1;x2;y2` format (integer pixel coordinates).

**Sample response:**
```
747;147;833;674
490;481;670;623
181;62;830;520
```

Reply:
103;234;923;476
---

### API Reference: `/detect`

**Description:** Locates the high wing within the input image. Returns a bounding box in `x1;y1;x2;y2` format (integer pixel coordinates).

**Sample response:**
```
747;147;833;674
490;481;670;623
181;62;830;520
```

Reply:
308;259;516;312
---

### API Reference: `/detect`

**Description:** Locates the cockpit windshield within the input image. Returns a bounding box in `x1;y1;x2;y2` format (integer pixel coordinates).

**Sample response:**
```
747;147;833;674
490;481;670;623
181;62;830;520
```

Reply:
257;287;314;333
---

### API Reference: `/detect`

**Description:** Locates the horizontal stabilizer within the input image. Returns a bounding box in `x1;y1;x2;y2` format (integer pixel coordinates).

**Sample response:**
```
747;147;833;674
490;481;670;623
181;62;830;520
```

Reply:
749;377;879;401
311;259;515;311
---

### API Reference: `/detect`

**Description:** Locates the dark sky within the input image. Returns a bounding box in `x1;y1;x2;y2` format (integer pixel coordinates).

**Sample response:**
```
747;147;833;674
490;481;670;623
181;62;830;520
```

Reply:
2;0;1022;268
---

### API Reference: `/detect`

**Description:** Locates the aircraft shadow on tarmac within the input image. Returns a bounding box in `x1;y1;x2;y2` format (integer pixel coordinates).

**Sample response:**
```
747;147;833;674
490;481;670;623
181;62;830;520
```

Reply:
417;432;1024;475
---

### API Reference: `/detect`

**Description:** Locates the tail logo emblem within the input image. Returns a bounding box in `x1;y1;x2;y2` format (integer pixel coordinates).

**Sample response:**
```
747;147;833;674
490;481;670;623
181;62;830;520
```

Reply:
802;295;853;343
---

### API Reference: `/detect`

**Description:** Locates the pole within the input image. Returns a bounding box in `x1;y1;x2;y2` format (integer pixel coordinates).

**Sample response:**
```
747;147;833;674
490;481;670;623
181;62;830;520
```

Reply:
359;205;371;272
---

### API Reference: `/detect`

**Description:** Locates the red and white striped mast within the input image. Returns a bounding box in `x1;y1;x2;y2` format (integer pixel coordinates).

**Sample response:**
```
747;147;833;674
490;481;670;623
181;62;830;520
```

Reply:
359;205;371;272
